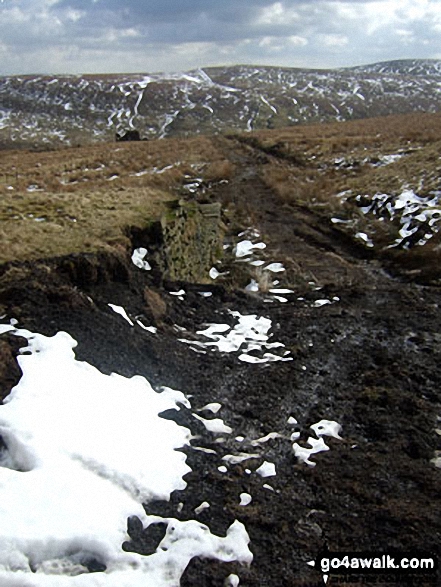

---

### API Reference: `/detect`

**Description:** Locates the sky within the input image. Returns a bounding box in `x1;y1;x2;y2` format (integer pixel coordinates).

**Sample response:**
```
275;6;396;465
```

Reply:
0;0;441;75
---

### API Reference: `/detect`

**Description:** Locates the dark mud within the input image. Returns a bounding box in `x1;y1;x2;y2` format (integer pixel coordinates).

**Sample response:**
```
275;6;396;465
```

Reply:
0;144;440;586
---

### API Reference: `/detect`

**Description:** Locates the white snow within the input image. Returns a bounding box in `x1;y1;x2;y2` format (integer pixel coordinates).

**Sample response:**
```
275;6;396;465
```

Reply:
192;446;217;455
194;501;210;515
292;437;330;467
260;95;278;114
310;419;342;439
375;154;404;166
27;184;44;192
0;326;253;585
238;229;260;238
0;323;15;335
131;170;149;177
0;110;12;130
250;432;282;446
239;352;292;364
293;419;343;466
235;240;266;258
135;320;157;334
431;455;441;468
179;312;291;364
264;263;285;273
199;402;222;414
239;493;252;506
312;299;332;308
197;323;231;337
331;217;352;224
209;267;228;279
225;574;240;587
192;414;233;435
355;232;374;247
222;453;260;465
108;304;134;326
256;461;276;477
354;188;441;248
268;288;294;294
269;296;288;303
131;248;151;271
245;279;259;292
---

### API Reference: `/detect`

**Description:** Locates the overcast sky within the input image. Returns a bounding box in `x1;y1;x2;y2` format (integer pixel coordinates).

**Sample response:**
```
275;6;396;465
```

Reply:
1;0;441;75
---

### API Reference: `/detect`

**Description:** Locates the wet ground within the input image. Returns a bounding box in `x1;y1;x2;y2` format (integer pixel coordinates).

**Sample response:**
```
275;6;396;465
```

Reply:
0;143;440;586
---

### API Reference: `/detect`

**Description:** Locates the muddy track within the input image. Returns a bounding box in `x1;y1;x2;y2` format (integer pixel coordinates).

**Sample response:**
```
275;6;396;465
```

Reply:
213;136;378;287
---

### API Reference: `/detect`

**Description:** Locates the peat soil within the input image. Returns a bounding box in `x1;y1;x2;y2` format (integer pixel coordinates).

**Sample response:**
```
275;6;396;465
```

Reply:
0;141;440;586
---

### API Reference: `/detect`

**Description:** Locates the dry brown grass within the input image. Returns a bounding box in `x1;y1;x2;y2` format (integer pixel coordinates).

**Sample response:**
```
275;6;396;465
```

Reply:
203;159;235;182
2;111;441;265
246;112;441;213
225;112;441;264
252;111;441;147
0;136;230;263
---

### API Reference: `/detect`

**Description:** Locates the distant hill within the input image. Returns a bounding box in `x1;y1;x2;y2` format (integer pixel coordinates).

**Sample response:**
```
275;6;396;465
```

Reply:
347;58;441;76
1;59;441;149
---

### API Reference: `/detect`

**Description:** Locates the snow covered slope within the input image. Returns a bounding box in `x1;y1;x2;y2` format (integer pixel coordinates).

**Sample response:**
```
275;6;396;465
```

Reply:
1;59;441;148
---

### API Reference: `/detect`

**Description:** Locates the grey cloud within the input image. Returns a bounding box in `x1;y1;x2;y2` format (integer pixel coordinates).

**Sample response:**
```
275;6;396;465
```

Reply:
52;0;379;32
1;0;441;75
54;0;271;25
50;0;303;45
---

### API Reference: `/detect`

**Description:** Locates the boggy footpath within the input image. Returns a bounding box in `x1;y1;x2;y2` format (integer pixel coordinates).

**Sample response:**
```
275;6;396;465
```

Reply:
0;145;440;586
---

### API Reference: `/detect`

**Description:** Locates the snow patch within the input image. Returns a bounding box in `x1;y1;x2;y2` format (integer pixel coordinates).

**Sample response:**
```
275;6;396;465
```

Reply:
192;414;233;435
108;304;134;326
0;327;252;585
239;493;252;506
292;437;330;467
194;501;210;515
250;432;282;446
256;461;276;477
264;263;285;273
293;419;343;467
235;240;266;258
310;419;342;439
131;248;151;271
179;312;292;364
354;189;441;248
355;232;374;247
199;402;222;414
222;453;260;465
209;267;229;280
135;319;157;334
226;574;240;587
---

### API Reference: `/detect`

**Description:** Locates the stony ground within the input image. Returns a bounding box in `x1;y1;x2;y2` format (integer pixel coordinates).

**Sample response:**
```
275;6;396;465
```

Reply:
0;140;440;586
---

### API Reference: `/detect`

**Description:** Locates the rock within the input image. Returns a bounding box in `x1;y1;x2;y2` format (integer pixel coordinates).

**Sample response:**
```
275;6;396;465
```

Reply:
143;287;167;322
0;338;24;402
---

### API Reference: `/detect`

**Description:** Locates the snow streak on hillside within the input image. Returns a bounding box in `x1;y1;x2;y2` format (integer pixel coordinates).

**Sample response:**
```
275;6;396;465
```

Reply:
347;59;441;77
1;60;441;148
